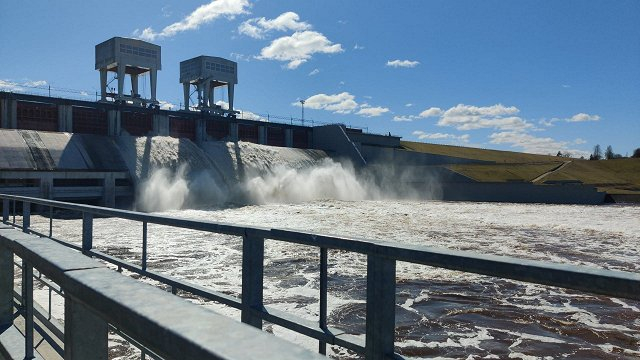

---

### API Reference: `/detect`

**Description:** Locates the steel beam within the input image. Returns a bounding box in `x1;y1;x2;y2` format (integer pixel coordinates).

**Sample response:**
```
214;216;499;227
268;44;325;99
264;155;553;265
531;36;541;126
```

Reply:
64;297;108;360
241;230;264;329
365;255;396;360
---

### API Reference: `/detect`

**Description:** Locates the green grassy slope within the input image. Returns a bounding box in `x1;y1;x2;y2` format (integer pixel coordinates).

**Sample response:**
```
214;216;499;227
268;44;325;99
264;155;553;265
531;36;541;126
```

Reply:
447;163;563;182
401;141;561;163
401;141;640;194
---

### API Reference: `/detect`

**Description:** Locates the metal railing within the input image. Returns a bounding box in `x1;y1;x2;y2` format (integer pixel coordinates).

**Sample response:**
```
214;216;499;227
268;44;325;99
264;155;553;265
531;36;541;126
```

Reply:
1;193;640;359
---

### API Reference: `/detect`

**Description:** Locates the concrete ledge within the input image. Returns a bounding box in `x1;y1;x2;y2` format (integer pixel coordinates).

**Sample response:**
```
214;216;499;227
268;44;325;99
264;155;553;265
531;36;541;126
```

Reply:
64;267;324;360
0;228;103;286
1;228;324;360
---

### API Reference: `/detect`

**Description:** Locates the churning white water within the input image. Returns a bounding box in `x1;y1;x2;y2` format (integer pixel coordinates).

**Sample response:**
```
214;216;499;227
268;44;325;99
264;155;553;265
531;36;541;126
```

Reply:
29;201;640;359
25;138;640;359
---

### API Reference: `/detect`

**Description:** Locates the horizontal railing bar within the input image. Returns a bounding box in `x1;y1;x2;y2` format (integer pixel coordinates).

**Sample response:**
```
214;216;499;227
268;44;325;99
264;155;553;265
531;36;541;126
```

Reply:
0;194;267;238
4;231;326;360
13;289;64;352
109;324;164;360
382;244;640;301
3;193;640;301
143;269;242;309
88;250;243;309
255;306;366;354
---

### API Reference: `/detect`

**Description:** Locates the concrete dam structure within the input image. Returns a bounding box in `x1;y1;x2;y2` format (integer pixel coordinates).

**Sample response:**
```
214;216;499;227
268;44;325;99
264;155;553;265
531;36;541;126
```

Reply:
0;35;607;206
0;91;606;206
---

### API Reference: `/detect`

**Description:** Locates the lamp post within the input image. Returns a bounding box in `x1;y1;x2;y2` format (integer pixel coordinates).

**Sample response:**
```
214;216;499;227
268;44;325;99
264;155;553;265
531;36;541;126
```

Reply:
300;99;305;126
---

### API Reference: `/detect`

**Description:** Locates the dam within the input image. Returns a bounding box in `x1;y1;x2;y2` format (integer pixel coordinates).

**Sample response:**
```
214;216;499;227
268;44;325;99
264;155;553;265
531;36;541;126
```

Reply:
0;35;638;360
0;90;607;206
0;36;613;206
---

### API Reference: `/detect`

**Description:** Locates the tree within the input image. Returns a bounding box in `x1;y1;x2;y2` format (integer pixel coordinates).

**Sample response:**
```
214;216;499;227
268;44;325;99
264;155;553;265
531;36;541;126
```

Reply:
592;144;602;160
633;148;640;158
605;145;615;160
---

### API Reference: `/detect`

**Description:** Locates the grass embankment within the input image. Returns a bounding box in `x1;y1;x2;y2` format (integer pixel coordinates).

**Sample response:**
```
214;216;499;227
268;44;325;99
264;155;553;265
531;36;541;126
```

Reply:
401;140;640;195
538;158;640;194
446;163;563;182
401;141;560;163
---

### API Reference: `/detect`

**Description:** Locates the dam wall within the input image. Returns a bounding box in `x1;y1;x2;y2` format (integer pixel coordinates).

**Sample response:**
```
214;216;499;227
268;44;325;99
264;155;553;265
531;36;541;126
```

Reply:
0;92;607;206
0;92;312;147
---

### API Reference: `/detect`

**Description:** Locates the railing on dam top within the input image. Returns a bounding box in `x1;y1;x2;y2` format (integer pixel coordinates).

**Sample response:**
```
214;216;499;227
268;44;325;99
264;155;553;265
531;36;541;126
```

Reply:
1;193;640;360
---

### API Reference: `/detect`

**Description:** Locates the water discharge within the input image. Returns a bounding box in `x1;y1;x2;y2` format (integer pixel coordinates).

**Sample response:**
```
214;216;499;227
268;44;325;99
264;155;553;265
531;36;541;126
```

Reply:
121;137;383;211
27;137;640;359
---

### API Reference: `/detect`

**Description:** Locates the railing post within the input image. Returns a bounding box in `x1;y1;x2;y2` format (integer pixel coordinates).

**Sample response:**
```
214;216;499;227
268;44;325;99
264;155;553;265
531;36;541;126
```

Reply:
365;255;396;360
82;212;93;253
319;247;328;354
64;296;108;360
142;221;148;271
2;199;8;223
22;201;30;233
0;244;13;327
241;230;264;329
49;206;53;238
22;260;34;359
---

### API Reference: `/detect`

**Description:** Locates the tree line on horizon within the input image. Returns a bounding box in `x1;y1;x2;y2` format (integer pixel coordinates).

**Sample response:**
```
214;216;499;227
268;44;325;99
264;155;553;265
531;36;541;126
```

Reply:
556;145;640;160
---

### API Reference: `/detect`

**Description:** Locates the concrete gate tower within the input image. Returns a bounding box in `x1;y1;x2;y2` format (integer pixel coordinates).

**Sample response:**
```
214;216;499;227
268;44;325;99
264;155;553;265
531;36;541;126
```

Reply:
180;56;238;116
95;37;161;106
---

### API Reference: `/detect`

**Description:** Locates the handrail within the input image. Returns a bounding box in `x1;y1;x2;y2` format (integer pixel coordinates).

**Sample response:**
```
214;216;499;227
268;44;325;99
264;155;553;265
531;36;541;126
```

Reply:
1;193;640;360
0;227;325;360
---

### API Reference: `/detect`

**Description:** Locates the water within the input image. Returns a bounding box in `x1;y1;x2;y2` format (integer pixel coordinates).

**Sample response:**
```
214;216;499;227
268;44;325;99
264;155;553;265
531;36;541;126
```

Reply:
30;200;640;359
26;138;640;358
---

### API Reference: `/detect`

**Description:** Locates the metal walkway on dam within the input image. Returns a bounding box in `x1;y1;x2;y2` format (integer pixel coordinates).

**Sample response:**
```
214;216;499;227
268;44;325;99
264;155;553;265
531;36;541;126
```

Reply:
0;194;638;359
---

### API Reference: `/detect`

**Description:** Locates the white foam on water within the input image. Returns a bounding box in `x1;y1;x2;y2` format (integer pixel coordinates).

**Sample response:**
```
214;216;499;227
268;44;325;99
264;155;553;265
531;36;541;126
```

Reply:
24;195;640;358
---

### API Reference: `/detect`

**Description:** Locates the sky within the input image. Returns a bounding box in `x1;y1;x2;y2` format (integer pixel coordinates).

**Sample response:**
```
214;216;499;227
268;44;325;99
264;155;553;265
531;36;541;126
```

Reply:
1;0;639;157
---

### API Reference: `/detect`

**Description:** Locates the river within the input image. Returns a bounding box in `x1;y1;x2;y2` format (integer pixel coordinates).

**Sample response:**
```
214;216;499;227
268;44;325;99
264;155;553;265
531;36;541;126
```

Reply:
29;199;640;359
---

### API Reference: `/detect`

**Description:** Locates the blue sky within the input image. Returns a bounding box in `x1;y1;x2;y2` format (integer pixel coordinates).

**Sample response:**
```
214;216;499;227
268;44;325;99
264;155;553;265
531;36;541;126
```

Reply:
1;0;639;157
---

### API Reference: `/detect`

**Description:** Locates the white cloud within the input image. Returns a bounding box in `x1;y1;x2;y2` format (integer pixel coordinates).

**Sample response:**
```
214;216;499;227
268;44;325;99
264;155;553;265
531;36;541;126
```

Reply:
158;100;176;110
419;107;443;118
412;131;470;143
405;103;413;107
0;79;48;92
539;112;601;126
297;92;358;114
296;92;388;118
393;115;418;122
539;118;558;127
392;107;442;122
356;105;389;117
568;113;600;122
488;131;589;157
386;59;420;68
574;138;587;145
23;80;47;87
308;68;320;76
230;52;251;62
134;0;250;41
437;104;531;131
562;84;571;88
257;30;343;69
216;100;268;121
353;43;365;50
0;80;21;91
238;12;311;39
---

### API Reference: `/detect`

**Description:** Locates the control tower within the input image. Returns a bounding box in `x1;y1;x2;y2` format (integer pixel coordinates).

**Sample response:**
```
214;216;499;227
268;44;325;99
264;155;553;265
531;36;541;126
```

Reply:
95;37;161;105
180;56;237;115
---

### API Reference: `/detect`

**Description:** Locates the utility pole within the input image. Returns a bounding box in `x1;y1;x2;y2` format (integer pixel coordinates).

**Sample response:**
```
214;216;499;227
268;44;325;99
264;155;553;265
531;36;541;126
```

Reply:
300;99;305;126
